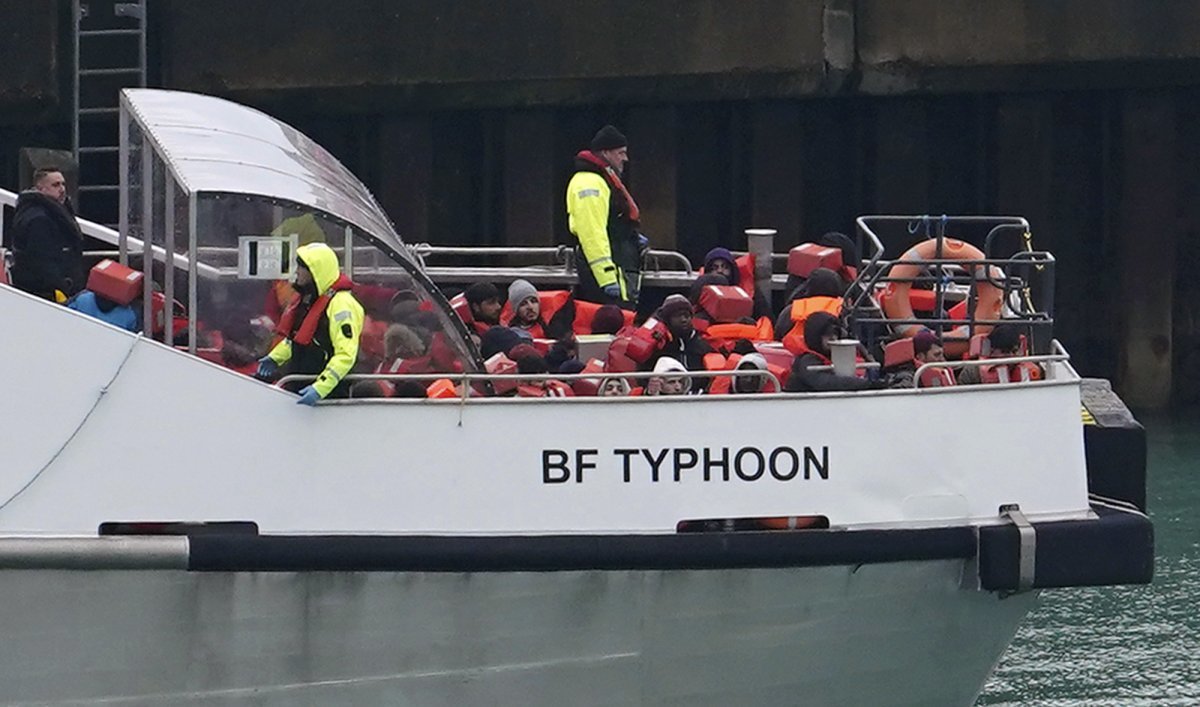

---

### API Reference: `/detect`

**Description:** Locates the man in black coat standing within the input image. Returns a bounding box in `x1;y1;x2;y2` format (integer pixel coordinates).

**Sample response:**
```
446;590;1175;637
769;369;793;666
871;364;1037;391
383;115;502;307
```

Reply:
10;167;85;302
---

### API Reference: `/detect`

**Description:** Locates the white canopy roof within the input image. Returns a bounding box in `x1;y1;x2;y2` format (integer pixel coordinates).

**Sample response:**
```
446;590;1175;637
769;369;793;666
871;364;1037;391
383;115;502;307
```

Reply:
120;88;409;260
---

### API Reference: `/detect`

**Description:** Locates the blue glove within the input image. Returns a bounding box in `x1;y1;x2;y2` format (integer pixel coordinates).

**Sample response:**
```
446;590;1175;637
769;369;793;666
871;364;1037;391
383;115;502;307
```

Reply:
296;386;321;406
602;284;622;299
637;233;650;250
256;356;278;380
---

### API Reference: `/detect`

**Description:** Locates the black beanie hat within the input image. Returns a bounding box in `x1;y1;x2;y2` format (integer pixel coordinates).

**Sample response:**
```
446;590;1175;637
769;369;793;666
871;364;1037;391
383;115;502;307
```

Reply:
590;125;627;152
464;282;500;306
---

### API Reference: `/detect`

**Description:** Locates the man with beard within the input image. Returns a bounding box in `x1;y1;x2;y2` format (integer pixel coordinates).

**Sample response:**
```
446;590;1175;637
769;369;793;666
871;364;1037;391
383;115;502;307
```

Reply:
566;125;648;308
256;243;364;405
10;167;84;302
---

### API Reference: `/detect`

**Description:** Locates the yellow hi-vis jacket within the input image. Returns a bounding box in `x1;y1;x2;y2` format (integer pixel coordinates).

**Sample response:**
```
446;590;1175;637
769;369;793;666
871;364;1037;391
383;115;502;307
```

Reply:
567;171;627;298
267;242;364;399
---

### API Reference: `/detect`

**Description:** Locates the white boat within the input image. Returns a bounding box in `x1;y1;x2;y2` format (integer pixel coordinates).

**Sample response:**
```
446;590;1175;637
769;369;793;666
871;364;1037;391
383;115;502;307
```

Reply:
0;89;1152;705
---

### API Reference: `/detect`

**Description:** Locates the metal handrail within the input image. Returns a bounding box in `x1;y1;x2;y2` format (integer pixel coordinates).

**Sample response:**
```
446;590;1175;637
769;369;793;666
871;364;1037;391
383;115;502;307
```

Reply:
0;186;222;278
913;352;1070;386
274;368;783;403
405;243;695;275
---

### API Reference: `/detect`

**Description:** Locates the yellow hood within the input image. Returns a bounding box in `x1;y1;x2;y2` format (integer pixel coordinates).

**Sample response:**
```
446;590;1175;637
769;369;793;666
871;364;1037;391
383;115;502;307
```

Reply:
296;242;342;295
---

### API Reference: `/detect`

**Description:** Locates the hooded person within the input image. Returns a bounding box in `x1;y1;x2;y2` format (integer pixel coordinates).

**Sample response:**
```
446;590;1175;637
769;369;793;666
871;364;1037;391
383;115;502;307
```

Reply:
778;267;846;351
701;246;771;317
784;311;884;393
256;242;364;404
731;352;771;394
646;356;691;396
566;125;646;308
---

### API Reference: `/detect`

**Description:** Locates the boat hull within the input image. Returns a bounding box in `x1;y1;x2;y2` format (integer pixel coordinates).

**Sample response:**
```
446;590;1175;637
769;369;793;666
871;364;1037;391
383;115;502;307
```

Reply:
1;559;1034;706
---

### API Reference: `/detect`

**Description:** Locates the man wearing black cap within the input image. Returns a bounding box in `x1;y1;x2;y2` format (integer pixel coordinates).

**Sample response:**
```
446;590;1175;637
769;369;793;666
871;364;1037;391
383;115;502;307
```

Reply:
567;125;647;309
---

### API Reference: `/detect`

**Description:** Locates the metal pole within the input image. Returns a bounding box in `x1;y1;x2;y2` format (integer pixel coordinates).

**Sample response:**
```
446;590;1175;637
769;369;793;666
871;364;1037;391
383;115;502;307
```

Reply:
141;147;153;337
344;224;354;276
744;228;776;302
71;0;80;162
188;193;198;355
163;178;174;348
118;102;128;265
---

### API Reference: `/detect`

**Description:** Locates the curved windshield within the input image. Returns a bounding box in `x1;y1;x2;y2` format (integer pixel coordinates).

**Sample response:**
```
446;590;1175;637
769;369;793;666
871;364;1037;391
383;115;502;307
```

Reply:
120;88;479;377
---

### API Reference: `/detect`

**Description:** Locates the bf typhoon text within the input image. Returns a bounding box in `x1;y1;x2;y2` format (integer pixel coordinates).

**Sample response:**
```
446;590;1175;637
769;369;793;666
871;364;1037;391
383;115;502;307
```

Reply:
542;446;830;484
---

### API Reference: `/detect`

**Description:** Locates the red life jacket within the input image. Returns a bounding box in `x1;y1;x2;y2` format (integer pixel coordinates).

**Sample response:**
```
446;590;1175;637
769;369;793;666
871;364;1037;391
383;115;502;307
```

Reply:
575;151;640;222
276;274;354;346
980;361;1043;384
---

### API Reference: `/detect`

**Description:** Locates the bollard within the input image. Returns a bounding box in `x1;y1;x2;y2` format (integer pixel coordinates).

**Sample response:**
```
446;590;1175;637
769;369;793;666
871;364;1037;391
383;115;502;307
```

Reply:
829;339;858;377
744;228;776;300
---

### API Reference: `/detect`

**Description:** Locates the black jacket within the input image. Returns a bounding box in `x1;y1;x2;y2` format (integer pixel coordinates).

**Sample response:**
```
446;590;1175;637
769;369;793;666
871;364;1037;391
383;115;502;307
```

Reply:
10;191;85;301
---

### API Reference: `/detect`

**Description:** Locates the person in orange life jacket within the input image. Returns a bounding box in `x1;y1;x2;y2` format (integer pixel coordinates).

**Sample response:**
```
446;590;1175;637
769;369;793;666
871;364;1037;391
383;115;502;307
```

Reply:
255;243;364;405
567;125;648;308
784;311;885;393
599;376;633;397
776;267;845;342
512;347;574;397
883;329;945;388
650;294;719;379
958;322;1041;385
701;247;771;318
465;282;502;330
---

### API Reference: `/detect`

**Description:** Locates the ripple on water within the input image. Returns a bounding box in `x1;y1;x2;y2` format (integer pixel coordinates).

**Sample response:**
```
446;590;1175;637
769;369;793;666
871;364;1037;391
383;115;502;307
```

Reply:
978;416;1200;705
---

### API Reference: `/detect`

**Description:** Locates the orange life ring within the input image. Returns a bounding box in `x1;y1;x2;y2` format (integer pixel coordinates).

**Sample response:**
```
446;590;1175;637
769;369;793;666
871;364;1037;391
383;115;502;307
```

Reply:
881;238;1004;357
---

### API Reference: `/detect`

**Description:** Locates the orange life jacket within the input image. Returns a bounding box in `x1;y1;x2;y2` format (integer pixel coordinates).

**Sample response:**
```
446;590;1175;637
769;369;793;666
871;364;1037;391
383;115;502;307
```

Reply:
781;296;843;355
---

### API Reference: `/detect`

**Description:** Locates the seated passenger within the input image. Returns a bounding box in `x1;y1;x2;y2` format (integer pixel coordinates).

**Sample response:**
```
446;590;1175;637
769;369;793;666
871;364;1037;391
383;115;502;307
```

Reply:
506;279;547;338
651;294;721;377
598;376;633;397
480;326;524;360
777;267;845;351
784;312;886;393
701;247;770;317
959;323;1042;385
646;356;691;396
731;353;773;394
67;289;139;332
377;323;428;373
591;304;627;335
883;329;949;388
513;348;574;397
465;282;502;331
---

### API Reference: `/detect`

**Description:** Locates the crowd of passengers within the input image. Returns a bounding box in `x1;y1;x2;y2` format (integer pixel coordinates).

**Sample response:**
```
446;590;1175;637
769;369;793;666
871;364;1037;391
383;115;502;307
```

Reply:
229;232;1037;402
27;226;1043;404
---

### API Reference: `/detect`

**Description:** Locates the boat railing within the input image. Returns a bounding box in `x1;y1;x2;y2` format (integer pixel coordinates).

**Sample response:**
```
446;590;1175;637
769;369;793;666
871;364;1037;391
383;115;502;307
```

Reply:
914;352;1071;384
0;186;222;279
275;368;784;403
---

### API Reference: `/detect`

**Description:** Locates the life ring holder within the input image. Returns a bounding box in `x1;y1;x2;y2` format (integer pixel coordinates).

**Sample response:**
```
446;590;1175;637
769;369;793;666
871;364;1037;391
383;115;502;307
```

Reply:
881;238;1005;357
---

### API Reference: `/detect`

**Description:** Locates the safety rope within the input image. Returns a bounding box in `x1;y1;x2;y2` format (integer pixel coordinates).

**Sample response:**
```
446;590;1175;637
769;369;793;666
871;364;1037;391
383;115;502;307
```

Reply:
0;335;140;513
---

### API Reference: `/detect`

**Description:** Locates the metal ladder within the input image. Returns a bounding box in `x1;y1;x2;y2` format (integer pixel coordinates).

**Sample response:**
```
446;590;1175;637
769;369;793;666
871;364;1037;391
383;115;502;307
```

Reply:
73;0;146;226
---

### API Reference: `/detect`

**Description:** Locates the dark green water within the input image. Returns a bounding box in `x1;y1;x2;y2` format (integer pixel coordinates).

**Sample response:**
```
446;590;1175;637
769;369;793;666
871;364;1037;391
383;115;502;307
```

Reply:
978;415;1200;706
